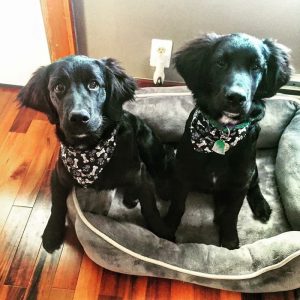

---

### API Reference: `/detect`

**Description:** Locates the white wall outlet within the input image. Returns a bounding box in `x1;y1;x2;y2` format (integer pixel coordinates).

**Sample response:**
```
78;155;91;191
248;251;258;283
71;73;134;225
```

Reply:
150;39;173;68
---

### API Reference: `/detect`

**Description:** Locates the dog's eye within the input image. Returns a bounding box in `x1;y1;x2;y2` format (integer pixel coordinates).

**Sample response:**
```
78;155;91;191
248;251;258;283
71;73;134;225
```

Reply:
87;80;99;91
54;83;66;94
251;63;261;71
216;59;226;68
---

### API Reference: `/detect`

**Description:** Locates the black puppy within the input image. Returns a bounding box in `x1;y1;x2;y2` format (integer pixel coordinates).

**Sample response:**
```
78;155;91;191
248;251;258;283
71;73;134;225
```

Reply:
18;55;173;252
164;33;292;249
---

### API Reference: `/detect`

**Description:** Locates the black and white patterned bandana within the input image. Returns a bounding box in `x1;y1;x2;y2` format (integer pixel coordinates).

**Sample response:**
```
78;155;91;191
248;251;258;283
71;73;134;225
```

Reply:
60;128;117;187
190;109;251;155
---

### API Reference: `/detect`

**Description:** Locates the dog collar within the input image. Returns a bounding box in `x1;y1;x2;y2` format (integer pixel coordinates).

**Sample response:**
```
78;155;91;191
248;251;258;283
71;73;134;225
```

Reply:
190;109;252;155
60;128;118;187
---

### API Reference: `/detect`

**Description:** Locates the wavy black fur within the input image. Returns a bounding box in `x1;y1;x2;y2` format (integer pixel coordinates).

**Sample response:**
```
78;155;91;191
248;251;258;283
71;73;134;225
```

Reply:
165;33;292;249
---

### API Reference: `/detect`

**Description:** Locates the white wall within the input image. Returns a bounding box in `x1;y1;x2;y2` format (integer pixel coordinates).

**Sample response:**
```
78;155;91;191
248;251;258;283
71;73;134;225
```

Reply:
0;0;51;86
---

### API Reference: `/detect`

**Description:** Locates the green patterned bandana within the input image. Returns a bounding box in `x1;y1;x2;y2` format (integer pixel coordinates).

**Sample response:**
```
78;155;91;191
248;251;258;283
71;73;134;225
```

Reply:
190;109;252;155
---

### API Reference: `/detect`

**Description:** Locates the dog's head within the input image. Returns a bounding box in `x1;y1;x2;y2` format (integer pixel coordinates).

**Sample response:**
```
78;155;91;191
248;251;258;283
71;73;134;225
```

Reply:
18;55;136;147
175;33;292;125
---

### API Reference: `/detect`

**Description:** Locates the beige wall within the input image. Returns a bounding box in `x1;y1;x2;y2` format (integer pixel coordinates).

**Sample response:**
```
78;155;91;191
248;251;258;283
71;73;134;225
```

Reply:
73;0;300;81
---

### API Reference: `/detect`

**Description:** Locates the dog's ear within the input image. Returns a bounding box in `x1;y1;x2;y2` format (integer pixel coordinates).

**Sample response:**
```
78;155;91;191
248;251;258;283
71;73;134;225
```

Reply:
100;58;136;120
17;65;58;124
174;33;221;95
256;39;292;99
102;58;136;103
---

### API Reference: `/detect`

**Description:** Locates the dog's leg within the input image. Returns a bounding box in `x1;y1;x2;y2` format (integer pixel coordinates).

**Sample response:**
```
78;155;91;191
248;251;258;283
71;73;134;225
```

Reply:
214;189;246;250
163;178;189;236
247;165;271;222
134;115;175;203
137;164;175;241
42;168;71;253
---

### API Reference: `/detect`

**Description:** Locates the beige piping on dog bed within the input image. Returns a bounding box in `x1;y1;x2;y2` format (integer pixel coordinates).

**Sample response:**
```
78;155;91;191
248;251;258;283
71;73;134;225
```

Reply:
72;188;300;281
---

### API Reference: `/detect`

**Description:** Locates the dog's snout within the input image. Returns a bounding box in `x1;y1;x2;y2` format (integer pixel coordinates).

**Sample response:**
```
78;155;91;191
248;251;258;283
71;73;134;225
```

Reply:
69;110;90;124
225;87;247;104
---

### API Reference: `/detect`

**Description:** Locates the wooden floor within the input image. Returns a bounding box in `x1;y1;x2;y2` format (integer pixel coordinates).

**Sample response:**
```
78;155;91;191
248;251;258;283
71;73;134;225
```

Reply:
0;86;299;300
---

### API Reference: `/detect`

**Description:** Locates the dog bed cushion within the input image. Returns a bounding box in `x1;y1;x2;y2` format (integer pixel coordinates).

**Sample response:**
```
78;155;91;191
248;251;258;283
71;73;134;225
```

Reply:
67;86;300;293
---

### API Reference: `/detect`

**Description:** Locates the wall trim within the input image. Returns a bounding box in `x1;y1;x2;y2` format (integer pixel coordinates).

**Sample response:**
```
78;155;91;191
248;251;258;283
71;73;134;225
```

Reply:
135;78;184;88
40;0;77;62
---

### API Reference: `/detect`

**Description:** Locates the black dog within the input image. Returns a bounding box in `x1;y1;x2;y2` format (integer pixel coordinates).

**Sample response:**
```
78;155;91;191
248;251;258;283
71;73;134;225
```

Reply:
164;33;292;249
18;55;173;252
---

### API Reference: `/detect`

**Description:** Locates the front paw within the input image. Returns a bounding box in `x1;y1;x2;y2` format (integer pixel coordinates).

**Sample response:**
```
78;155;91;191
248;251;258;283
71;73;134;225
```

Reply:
251;197;272;223
220;235;239;250
147;220;176;242
123;197;139;209
159;225;177;242
42;220;65;253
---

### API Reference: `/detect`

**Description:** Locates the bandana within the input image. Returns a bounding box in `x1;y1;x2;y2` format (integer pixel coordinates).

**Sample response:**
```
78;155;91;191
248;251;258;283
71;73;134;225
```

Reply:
61;128;118;187
190;109;252;155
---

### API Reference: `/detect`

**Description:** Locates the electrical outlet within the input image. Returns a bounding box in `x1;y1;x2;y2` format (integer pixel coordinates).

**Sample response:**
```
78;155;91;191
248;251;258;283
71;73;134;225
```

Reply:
150;39;173;68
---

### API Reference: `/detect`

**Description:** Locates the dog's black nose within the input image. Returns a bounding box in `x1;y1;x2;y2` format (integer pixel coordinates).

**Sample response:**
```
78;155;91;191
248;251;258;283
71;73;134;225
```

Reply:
69;110;90;124
225;88;247;104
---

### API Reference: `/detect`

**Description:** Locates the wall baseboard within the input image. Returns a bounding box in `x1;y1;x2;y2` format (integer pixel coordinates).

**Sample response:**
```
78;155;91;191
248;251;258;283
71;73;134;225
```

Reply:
135;78;185;88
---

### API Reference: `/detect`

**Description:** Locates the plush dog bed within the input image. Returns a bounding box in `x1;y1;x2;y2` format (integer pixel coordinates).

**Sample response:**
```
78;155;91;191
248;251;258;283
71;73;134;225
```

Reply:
67;86;300;293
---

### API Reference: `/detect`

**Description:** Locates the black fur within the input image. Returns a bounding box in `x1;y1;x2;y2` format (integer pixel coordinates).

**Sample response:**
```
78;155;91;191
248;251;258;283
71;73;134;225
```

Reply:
164;33;292;249
18;55;173;252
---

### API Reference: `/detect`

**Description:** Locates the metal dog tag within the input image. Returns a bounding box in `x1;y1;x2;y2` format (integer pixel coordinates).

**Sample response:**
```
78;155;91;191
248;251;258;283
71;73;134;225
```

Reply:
212;139;230;155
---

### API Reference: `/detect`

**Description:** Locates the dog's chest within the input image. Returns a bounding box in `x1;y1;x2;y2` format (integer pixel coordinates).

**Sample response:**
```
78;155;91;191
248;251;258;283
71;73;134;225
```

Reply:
199;159;231;189
177;130;254;190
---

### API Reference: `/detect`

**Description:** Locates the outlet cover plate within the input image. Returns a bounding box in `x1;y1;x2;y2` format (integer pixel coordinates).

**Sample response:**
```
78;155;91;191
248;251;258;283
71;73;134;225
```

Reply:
150;39;173;68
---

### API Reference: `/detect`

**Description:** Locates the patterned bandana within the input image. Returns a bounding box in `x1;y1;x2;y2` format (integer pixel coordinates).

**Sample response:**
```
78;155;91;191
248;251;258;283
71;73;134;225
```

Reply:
61;128;118;187
190;109;251;155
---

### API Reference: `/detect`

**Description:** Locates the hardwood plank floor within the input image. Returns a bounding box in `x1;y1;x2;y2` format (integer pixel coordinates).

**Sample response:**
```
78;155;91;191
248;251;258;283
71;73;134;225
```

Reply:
0;86;298;299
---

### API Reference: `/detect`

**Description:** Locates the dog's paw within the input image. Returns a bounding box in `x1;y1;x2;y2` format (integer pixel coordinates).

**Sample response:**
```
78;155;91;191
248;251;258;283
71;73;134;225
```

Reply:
247;191;272;223
159;227;176;243
42;223;65;253
122;189;139;209
252;197;272;223
122;197;139;209
149;219;177;242
220;236;239;250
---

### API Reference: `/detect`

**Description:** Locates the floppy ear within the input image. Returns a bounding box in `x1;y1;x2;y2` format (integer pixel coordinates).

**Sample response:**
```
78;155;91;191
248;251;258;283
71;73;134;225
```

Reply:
100;58;136;120
256;39;292;99
17;65;58;124
174;33;221;95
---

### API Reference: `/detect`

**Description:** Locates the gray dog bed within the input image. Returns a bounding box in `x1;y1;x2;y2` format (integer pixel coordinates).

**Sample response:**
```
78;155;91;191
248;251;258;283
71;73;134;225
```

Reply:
67;86;300;293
